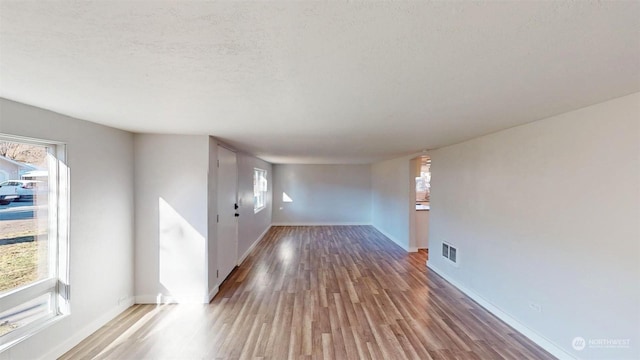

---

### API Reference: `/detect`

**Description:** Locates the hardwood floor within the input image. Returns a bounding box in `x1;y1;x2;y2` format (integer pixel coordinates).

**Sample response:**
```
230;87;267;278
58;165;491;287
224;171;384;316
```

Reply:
61;226;555;360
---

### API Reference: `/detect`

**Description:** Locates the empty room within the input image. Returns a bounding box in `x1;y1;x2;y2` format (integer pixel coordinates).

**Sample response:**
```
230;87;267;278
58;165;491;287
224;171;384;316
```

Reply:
0;1;638;360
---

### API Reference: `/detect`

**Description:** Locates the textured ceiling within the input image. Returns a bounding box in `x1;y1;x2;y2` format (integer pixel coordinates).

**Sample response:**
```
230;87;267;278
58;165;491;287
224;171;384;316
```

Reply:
1;1;639;163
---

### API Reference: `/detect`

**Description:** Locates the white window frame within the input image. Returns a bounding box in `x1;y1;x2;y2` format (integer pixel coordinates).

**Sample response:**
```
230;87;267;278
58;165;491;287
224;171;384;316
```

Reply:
253;168;267;213
0;134;70;351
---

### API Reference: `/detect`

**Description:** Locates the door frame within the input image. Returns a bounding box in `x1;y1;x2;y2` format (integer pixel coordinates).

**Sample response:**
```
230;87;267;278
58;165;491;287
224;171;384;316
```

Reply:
409;154;431;253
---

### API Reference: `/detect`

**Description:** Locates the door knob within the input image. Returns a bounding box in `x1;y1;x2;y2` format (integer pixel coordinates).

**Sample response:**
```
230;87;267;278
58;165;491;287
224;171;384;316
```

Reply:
234;213;240;217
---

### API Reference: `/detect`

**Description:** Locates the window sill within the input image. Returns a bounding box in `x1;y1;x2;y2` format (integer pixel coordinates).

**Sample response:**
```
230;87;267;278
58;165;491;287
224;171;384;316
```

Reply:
0;312;69;353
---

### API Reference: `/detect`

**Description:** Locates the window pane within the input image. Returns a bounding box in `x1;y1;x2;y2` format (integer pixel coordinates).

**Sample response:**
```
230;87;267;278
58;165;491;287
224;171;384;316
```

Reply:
253;168;267;212
0;141;50;294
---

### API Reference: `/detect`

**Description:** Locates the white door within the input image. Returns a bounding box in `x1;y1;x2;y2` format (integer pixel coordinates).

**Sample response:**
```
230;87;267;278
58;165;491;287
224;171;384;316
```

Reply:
217;145;238;283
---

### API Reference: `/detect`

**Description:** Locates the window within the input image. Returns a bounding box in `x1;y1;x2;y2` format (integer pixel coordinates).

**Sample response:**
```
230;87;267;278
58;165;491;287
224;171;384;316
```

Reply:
0;135;69;350
253;168;267;213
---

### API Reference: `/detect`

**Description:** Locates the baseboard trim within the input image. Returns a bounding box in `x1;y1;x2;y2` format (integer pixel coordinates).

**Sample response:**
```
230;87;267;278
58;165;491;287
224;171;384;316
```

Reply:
134;295;157;304
237;225;272;266
208;286;219;302
135;293;208;304
40;296;135;360
371;226;409;252
271;222;372;226
426;262;575;360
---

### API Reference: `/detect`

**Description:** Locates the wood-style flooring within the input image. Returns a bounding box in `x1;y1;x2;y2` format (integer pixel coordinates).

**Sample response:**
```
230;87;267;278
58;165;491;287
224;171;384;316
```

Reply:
61;226;555;359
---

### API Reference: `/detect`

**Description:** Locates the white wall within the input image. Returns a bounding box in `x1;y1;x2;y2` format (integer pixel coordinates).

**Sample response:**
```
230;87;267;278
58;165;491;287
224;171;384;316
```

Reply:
0;99;135;360
371;157;413;250
237;153;272;263
428;93;640;359
415;210;429;248
134;134;209;304
272;164;371;225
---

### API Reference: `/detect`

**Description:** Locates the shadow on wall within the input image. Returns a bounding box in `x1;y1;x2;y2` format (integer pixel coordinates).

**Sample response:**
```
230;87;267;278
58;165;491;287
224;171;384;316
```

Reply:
158;197;205;303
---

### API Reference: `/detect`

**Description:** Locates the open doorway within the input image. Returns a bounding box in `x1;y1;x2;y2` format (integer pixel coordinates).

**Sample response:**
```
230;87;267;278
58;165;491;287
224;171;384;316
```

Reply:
410;155;430;256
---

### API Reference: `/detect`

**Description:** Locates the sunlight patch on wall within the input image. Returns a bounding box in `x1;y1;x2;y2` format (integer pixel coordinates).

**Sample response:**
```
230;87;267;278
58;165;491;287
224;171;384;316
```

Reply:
158;197;205;302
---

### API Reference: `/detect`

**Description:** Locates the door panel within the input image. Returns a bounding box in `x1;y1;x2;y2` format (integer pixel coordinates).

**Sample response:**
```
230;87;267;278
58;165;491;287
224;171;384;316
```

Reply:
217;146;238;283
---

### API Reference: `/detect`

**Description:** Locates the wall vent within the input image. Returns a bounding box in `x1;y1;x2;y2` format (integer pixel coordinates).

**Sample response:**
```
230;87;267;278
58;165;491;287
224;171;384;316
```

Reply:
442;242;458;264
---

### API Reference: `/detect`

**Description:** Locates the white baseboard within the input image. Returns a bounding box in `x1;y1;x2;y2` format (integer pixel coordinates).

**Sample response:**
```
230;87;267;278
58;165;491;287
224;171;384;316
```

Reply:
271;222;372;226
208;286;219;302
134;295;158;304
371;226;410;252
426;262;575;360
135;293;208;304
407;247;419;253
237;225;271;266
40;296;135;360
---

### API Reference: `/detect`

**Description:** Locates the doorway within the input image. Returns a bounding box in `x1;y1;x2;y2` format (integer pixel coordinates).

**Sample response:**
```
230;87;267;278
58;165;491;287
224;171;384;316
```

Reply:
216;145;238;283
410;155;431;253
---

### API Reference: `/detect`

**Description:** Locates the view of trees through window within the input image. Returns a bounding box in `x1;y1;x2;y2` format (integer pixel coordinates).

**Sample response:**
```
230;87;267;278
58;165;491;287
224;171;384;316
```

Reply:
0;140;50;336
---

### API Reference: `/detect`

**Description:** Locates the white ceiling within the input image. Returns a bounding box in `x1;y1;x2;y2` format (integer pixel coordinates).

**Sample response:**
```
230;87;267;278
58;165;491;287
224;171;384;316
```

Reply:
1;1;638;164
